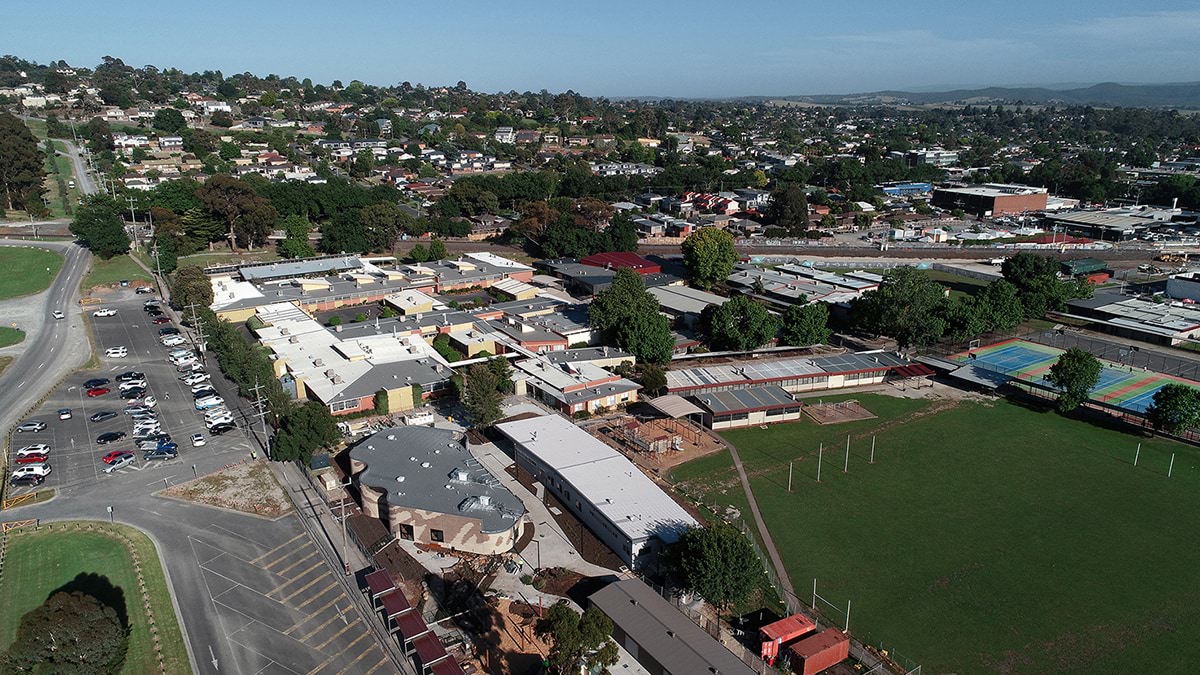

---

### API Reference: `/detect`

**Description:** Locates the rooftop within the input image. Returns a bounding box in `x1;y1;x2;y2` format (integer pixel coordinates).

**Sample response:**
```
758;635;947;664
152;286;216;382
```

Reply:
350;426;525;534
666;352;907;392
691;385;798;415
647;285;729;315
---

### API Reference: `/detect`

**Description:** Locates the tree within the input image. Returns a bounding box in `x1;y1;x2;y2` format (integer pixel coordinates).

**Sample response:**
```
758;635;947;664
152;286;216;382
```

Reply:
764;183;810;232
487;356;514;394
0;112;45;211
464;363;503;429
1000;252;1087;318
681;227;737;290
944;297;988;342
668;522;759;614
1145;383;1200;434
617;311;675;365
279;214;314;258
374;389;389;415
1;588;128;675
358;202;404;252
153;231;178;274
170;265;214;310
70;195;130;259
196;175;278;251
273;401;339;464
1045;347;1101;412
408;243;428;262
699;296;778;351
635;362;667;396
588;269;673;364
152;107;187;134
977;279;1025;332
428;238;448;261
851;266;949;350
779;301;831;346
535;603;619;675
218;141;241;161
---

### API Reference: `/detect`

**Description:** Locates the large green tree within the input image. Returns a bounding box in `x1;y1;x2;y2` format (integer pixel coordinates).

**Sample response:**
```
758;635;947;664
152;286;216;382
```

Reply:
1001;252;1090;318
1145;383;1200;434
535;603;619;675
70;195;130;259
170;265;214;310
0;112;46;211
668;522;760;614
779;301;831;346
272;401;339;464
681;227;737;290
617;311;675;365
464;362;504;429
977;279;1025;333
1045;347;1102;412
151;107;187;134
196;174;278;251
279;214;315;258
700;296;778;351
1;589;128;675
763;183;810;232
851;266;949;349
588;269;673;363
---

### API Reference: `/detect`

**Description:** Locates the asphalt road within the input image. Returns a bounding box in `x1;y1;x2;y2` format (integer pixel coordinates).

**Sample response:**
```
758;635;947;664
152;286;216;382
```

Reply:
60;138;99;196
0;240;92;438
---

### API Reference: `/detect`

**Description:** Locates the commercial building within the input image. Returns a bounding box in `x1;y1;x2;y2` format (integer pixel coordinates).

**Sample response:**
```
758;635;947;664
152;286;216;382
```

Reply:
350;427;526;555
1067;293;1200;346
1043;209;1160;241
931;184;1048;216
1167;270;1200;302
876;181;933;197
689;385;803;430
589;579;756;675
666;352;908;396
726;265;880;308
513;354;641;415
647;285;729;328
496;414;697;567
580;252;662;276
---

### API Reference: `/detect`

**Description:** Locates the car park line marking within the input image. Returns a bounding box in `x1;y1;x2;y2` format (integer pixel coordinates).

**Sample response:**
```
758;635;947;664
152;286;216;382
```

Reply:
267;548;317;574
280;571;328;603
289;604;342;640
362;656;389;675
294;583;338;611
250;533;307;564
307;631;370;675
208;524;261;548
226;635;302;675
310;619;362;654
335;640;378;675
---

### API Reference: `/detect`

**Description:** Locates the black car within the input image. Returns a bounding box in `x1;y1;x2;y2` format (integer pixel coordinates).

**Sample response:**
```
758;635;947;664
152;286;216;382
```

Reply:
158;327;181;336
133;432;170;442
9;474;45;488
96;431;126;445
89;411;119;423
120;388;146;400
83;377;110;389
192;389;217;400
208;422;236;435
146;309;163;317
143;448;178;461
142;303;160;312
116;371;145;382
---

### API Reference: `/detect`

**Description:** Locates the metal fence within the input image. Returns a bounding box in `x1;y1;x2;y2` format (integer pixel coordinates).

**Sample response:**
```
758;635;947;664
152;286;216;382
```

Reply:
1027;328;1200;381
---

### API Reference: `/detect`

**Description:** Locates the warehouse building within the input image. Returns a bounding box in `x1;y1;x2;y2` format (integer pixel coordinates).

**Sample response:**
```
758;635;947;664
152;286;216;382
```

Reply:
1067;293;1200;346
589;578;756;675
349;427;526;555
931;183;1048;216
495;414;697;568
1043;210;1156;241
647;285;730;328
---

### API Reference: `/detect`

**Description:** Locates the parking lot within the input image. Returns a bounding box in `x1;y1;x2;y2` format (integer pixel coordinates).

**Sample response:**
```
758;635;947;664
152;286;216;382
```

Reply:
6;289;256;497
188;519;390;674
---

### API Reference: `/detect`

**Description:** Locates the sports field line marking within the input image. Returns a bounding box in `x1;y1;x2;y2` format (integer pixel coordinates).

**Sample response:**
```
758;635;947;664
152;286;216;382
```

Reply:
250;533;306;564
282;573;331;604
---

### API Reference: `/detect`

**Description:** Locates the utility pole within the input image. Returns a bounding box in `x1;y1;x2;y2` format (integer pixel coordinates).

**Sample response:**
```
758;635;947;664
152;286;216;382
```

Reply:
126;194;139;248
184;303;208;361
248;378;272;458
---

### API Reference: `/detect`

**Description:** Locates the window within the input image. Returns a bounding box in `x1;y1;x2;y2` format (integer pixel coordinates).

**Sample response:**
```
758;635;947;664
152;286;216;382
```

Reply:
399;524;414;540
430;529;444;543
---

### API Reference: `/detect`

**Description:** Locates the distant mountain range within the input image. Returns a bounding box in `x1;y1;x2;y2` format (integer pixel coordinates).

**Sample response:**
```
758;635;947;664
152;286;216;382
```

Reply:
769;82;1200;108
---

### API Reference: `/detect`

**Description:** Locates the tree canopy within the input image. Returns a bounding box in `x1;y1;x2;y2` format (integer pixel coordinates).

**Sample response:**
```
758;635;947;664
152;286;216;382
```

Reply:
70;195;131;259
195;174;278;251
763;183;810;233
700;296;778;351
272;401;340;464
1;587;129;675
169;265;214;310
851;266;949;349
668;522;760;613
1001;252;1090;318
682;228;737;290
1045;347;1102;412
779;301;831;346
1145;383;1200;434
0;112;46;212
464;362;504;429
535;603;619;675
588;268;673;364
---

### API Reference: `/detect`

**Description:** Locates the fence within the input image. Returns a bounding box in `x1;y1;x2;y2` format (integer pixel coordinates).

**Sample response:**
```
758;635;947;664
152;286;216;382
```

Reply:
1028;326;1200;382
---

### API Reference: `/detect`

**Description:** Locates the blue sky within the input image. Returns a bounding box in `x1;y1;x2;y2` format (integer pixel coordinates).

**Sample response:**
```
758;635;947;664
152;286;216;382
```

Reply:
4;1;1199;97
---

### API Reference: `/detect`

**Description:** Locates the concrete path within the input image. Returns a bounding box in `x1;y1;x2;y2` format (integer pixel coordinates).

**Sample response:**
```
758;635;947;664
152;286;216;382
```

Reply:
724;439;799;606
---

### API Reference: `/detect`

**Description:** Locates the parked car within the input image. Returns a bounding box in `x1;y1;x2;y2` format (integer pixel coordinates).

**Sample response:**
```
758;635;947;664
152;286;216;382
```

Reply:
136;286;155;295
208;422;236;435
84;377;110;388
206;416;235;429
161;336;186;347
52;310;65;320
15;453;49;465
119;379;147;391
159;327;181;336
16;421;47;433
191;433;206;447
181;372;210;385
57;408;72;420
143;448;178;461
89;411;119;423
93;308;117;317
9;473;45;488
103;454;135;473
16;444;51;457
87;387;111;397
152;317;171;325
192;386;217;398
104;347;128;358
120;388;146;400
142;301;160;311
128;396;157;408
96;431;127;445
116;371;144;382
12;464;51;478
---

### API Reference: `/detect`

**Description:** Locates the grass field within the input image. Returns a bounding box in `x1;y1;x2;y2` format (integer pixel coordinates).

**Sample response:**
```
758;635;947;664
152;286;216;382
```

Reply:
84;254;152;291
0;326;26;348
0;355;12;377
671;393;1200;674
0;246;64;300
0;524;190;675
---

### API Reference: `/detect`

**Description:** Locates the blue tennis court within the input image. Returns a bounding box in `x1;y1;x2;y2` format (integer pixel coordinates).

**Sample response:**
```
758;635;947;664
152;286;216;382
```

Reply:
959;341;1057;375
1094;367;1140;392
1119;385;1168;414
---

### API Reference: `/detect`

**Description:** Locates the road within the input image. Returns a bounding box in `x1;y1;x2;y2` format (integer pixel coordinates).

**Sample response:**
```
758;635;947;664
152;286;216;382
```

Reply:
0;240;92;438
59;138;99;196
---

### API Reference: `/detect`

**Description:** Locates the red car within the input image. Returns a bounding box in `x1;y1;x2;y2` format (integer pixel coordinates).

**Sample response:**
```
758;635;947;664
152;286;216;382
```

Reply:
86;387;111;397
102;450;132;464
152;317;170;325
15;453;49;465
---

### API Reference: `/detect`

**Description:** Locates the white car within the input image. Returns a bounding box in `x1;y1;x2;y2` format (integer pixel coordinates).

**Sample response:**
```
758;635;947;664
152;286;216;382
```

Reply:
93;308;117;317
161;336;186;347
134;396;158;409
16;444;52;457
52;310;65;320
12;464;51;478
133;421;162;432
191;383;216;395
205;414;234;428
191;433;206;447
181;372;210;385
105;346;128;358
119;379;147;391
103;455;134;473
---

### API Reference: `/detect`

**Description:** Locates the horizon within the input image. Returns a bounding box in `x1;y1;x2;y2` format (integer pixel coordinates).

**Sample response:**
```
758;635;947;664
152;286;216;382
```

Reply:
3;1;1199;98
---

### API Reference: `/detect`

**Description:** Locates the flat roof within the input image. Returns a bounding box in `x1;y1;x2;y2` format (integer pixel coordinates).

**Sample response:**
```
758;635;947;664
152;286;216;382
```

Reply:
590;579;756;675
495;415;697;545
350;427;525;534
1045;211;1151;231
666;352;906;392
645;394;705;418
239;255;362;281
691;385;798;415
1069;295;1200;335
647;285;729;315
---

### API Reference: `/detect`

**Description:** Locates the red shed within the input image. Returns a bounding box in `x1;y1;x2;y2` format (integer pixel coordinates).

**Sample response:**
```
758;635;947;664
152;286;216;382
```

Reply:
788;628;849;675
580;252;661;275
760;613;816;663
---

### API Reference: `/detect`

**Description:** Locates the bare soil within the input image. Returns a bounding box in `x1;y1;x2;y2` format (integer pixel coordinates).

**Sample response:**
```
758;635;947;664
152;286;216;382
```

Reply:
162;459;293;518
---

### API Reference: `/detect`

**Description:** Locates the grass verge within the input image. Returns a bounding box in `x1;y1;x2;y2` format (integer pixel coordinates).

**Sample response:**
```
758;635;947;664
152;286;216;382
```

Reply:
672;393;1200;674
0;327;26;348
0;355;12;377
0;246;64;300
82;254;152;292
0;522;191;675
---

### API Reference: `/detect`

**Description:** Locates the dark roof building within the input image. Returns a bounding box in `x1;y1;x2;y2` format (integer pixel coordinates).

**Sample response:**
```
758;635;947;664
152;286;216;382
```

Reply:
580;252;662;275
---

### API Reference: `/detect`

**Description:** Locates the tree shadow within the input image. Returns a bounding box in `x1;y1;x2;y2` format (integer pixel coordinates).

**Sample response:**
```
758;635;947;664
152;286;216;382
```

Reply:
49;572;129;631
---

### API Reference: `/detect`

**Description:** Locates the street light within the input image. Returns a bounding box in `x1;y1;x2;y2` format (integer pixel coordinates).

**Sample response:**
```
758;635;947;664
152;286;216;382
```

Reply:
531;537;541;571
339;478;353;575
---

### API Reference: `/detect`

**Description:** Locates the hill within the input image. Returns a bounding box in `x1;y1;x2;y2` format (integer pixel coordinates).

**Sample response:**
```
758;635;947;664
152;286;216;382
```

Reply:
775;81;1200;108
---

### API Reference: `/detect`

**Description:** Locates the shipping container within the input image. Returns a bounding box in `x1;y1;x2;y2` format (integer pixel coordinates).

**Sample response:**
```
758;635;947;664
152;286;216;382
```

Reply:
760;613;817;663
788;628;849;675
1084;271;1110;284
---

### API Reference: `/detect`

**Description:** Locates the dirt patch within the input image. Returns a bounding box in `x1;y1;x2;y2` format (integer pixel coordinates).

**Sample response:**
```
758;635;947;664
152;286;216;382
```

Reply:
804;399;877;424
591;415;725;473
530;567;583;597
162;460;293;518
462;598;552;675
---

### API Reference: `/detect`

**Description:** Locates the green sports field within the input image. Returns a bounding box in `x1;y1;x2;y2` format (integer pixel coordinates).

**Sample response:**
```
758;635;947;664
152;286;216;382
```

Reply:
0;524;191;675
0;246;64;301
671;394;1200;674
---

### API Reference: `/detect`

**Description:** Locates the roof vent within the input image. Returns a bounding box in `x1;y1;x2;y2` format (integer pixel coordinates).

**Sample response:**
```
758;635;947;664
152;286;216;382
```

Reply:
444;484;454;490
410;456;417;461
387;434;396;440
421;462;431;468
